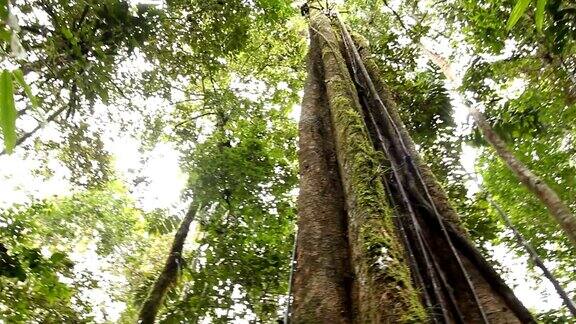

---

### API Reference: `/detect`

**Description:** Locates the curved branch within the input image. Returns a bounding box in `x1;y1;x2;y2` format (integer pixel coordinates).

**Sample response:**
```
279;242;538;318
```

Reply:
138;203;200;324
488;197;576;316
173;112;218;129
0;106;66;156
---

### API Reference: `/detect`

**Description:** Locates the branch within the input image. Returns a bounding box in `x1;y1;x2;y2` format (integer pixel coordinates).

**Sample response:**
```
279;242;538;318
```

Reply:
20;25;52;36
559;56;576;88
0;106;66;156
488;197;576;316
382;0;408;32
74;4;90;31
38;1;59;26
138;203;200;324
173;112;218;128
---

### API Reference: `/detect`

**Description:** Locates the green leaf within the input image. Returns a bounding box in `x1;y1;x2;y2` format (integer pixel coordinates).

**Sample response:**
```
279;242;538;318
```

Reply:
0;0;7;21
507;0;532;30
60;27;78;46
12;69;39;108
99;88;109;105
535;0;548;32
0;27;10;42
49;252;66;264
0;69;17;153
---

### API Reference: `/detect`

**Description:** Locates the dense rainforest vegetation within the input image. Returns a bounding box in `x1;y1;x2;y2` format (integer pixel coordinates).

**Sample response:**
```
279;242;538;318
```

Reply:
0;0;575;322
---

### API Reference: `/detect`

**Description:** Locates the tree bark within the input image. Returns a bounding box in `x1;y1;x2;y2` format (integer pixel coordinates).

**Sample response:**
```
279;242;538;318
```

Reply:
293;7;534;322
138;203;199;324
292;26;353;323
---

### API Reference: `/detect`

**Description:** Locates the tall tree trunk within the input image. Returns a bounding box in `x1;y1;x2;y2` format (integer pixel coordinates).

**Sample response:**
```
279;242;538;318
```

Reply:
292;25;353;323
293;9;427;322
293;7;534;323
138;203;199;324
423;46;576;246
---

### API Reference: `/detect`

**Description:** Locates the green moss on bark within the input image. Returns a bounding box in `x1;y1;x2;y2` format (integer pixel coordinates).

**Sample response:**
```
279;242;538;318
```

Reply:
309;10;427;323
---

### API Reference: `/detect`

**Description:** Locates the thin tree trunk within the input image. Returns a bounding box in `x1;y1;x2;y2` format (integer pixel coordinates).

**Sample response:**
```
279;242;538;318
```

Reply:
138;203;199;324
378;5;576;245
422;46;576;246
283;230;297;324
488;197;576;316
471;107;576;245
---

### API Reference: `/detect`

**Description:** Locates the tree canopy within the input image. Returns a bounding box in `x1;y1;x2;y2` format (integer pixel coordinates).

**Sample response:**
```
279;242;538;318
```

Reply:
1;0;575;322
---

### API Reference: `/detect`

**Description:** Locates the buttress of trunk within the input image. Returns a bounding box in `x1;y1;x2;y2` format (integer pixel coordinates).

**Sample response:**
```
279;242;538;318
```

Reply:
293;9;427;322
291;27;353;323
138;203;199;324
351;30;534;323
293;7;534;323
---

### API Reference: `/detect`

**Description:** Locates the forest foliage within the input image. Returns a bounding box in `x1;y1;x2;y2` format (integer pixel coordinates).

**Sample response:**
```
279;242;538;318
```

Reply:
0;0;575;322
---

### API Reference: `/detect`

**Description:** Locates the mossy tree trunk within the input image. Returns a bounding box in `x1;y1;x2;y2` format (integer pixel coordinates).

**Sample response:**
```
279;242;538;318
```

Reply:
292;7;534;323
293;9;428;323
292;24;353;323
138;203;199;324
